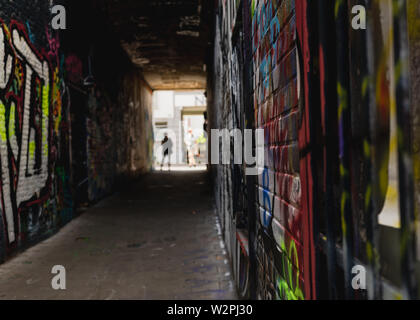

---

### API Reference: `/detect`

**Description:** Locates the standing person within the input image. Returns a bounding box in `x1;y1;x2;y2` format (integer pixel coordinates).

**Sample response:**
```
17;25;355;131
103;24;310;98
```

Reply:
185;129;196;167
161;133;173;171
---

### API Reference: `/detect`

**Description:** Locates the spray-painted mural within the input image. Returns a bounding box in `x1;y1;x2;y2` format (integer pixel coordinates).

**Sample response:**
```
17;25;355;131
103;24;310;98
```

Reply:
86;71;154;203
0;1;155;262
210;0;420;300
211;0;308;300
0;18;72;259
252;0;306;300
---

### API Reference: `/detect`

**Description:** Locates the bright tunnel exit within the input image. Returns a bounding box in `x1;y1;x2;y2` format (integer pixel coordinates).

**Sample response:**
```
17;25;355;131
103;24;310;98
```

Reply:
152;90;207;171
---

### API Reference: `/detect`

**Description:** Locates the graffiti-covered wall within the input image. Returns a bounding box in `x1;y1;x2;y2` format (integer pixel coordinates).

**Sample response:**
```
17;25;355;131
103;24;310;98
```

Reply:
115;71;154;182
210;0;420;300
0;0;72;260
210;0;311;301
252;0;304;300
86;71;153;202
63;1;154;204
0;0;154;261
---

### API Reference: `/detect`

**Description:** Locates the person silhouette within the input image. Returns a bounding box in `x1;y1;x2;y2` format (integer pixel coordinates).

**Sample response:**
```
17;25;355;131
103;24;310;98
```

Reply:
185;129;197;167
161;133;173;171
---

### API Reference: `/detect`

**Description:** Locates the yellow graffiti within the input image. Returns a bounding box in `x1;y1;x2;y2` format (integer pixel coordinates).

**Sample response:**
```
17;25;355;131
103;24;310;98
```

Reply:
335;0;344;18
0;101;6;141
407;0;420;40
337;82;348;120
52;67;62;134
42;84;50;156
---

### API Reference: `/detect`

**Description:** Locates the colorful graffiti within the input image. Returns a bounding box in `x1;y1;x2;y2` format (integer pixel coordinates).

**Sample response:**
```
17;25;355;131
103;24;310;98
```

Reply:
211;0;308;300
0;3;156;262
0;19;71;256
210;0;420;300
251;0;306;300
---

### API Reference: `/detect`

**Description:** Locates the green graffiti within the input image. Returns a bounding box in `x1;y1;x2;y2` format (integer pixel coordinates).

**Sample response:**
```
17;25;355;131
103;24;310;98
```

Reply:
277;239;304;300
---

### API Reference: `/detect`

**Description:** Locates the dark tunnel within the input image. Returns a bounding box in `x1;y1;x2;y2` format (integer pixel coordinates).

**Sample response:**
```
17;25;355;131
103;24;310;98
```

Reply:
0;0;419;302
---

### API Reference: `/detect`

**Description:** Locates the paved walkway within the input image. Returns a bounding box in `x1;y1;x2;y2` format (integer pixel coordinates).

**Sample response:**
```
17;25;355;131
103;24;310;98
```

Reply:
0;171;237;300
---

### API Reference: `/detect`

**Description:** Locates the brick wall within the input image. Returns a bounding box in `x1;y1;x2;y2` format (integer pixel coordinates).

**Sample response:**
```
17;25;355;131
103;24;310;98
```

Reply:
209;0;306;300
210;0;420;300
251;0;304;300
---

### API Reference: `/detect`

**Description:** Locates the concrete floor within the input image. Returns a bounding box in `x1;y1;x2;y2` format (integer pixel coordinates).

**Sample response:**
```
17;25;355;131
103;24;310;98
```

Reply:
0;170;237;300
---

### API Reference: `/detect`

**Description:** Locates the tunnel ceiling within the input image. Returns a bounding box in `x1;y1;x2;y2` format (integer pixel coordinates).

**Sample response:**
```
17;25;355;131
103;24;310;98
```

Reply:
105;0;212;90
